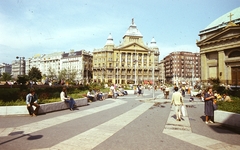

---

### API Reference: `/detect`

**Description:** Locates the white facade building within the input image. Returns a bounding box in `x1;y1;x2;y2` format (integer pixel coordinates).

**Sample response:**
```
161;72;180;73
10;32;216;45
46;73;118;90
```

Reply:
26;54;45;76
41;52;63;78
60;50;93;84
13;50;93;84
11;59;25;79
0;63;12;75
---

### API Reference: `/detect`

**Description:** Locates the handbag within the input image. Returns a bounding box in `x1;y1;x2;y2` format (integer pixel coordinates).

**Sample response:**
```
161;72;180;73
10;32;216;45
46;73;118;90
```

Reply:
181;105;187;117
213;103;218;110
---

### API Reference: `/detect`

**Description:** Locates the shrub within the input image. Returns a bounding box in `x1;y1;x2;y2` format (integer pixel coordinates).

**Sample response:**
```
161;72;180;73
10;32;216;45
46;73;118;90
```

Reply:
0;88;21;102
217;97;240;114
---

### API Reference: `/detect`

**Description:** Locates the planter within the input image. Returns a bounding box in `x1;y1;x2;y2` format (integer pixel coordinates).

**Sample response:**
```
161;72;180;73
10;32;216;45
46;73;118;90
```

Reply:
214;110;240;128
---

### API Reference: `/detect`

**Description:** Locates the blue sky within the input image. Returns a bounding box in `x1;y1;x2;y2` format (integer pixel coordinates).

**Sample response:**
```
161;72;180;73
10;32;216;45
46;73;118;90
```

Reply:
0;0;239;64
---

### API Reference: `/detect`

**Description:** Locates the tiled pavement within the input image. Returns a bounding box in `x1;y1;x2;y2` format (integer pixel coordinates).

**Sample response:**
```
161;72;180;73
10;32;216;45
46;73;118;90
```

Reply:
0;91;240;150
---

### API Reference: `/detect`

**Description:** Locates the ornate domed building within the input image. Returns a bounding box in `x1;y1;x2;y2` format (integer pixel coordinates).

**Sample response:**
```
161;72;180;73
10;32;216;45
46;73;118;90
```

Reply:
93;19;160;85
197;7;240;86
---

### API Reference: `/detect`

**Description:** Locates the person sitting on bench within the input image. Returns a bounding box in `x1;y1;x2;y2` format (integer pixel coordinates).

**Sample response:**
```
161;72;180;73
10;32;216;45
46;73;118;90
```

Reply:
87;89;95;102
60;87;76;111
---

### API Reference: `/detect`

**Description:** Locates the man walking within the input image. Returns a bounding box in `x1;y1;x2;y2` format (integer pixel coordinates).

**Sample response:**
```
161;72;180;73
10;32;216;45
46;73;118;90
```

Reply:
171;87;184;121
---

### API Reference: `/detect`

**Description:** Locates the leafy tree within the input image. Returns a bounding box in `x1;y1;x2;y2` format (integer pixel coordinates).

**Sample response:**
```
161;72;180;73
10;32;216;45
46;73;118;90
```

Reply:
58;69;68;81
47;67;57;81
1;72;12;81
68;69;78;84
28;67;42;82
58;69;78;85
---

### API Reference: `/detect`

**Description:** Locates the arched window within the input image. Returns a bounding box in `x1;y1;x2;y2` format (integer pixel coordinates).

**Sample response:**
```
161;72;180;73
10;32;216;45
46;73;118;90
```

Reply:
229;51;240;58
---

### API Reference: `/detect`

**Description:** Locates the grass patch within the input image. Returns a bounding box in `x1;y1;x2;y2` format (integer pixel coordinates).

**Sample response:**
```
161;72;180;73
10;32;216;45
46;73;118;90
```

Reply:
0;99;26;106
216;97;240;114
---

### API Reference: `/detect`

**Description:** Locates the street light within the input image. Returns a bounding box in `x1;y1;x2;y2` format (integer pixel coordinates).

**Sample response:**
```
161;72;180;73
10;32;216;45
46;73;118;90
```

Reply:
101;67;104;83
16;56;25;75
171;56;178;87
149;49;155;99
84;61;88;84
134;45;137;85
116;66;118;85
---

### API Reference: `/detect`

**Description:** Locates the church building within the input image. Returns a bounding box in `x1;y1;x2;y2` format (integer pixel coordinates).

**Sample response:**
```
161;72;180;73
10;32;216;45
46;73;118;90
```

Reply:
197;7;240;86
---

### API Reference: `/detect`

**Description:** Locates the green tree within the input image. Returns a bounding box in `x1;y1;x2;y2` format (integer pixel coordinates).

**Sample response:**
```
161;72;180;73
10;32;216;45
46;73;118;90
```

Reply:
47;67;57;81
28;67;42;82
1;72;12;81
58;69;68;81
58;69;78;85
68;69;78;84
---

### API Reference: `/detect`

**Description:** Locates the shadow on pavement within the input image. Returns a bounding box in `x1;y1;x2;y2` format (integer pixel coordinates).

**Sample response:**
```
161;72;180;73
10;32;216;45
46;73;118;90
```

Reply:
0;131;43;146
200;115;240;135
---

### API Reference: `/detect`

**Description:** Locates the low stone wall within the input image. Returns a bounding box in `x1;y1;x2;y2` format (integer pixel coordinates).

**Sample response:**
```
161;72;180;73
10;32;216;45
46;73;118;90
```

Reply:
0;98;88;116
214;110;240;128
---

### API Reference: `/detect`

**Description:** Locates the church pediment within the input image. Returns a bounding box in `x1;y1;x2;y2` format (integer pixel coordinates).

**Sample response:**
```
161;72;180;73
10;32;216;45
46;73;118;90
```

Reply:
197;26;240;46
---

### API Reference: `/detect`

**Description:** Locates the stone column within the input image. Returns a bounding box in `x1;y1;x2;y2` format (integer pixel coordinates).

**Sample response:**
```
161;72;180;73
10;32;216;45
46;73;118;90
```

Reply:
218;51;225;84
201;53;208;83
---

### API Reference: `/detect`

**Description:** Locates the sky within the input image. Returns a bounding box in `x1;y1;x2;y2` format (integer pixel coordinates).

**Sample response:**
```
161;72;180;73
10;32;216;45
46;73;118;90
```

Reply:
0;0;239;64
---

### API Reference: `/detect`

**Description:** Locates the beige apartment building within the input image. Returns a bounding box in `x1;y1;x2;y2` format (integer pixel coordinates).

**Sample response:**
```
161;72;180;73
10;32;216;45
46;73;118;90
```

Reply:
197;7;240;86
92;19;160;85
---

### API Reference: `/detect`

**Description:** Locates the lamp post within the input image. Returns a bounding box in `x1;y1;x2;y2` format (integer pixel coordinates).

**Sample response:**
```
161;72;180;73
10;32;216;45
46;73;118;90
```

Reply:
171;56;178;87
149;49;155;99
16;56;25;76
101;67;103;83
134;45;137;85
84;61;88;84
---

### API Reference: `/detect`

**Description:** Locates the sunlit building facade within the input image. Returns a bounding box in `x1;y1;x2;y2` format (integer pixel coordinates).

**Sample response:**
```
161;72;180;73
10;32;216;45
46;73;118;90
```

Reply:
197;7;240;85
164;51;201;86
92;19;160;85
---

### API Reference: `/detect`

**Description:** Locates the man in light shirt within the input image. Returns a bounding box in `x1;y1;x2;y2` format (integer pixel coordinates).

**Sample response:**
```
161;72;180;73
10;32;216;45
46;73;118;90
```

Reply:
171;87;184;121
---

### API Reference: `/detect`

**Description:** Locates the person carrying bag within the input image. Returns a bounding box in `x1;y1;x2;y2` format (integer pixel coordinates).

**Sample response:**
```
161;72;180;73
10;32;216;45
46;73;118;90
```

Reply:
171;87;184;121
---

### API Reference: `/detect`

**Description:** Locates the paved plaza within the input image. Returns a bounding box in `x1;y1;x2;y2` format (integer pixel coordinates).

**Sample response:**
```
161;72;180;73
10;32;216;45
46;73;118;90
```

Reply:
0;89;240;150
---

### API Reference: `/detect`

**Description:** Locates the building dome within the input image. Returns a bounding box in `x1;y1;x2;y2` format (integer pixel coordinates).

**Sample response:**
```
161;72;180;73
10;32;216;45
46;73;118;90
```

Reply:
105;33;114;46
205;7;240;30
149;37;158;49
124;18;143;37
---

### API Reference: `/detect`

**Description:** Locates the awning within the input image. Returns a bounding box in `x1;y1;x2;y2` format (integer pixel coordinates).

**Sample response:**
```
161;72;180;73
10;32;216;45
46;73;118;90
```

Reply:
144;80;153;84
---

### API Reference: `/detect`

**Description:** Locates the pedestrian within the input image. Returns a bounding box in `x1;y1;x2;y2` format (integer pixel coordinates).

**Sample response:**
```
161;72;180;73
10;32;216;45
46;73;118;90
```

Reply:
60;87;76;111
26;88;40;117
204;87;215;124
171;87;184;121
165;86;170;99
137;84;142;96
110;84;115;98
181;87;185;97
